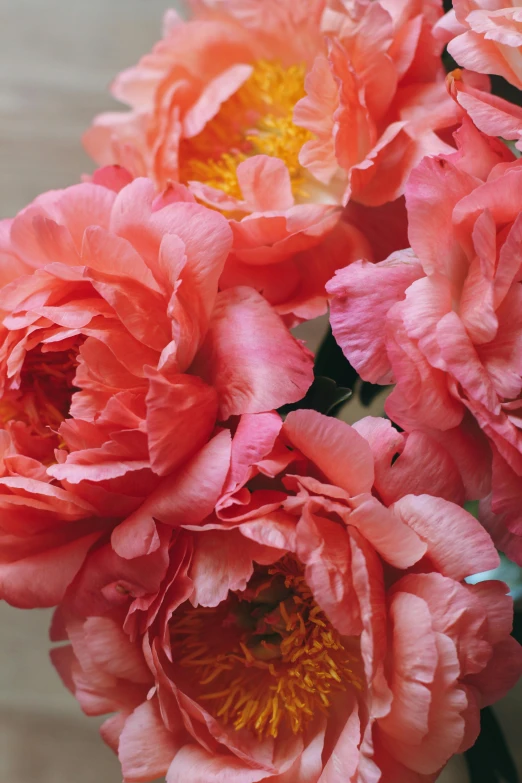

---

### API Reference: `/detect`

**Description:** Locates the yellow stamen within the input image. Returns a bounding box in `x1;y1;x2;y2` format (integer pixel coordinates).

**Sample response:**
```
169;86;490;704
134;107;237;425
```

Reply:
179;60;313;202
170;556;363;740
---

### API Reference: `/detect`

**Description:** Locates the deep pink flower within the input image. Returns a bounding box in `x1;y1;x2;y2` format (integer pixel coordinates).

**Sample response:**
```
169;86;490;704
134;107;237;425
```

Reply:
83;0;463;321
53;411;521;782
0;173;313;608
328;120;522;562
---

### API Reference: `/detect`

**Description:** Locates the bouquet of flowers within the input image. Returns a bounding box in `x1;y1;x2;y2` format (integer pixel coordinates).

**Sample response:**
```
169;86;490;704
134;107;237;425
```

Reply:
2;0;522;780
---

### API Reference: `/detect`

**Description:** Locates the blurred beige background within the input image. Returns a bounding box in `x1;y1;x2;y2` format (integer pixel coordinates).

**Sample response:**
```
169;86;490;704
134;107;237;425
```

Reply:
0;1;519;781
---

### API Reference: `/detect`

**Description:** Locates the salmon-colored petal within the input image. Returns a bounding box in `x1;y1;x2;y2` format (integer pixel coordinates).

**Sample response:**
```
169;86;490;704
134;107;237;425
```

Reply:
347;494;427;569
296;507;361;636
0;528;101;608
283;409;375;496
405;155;477;279
328;254;424;384
236;156;294;212
190;528;282;607
146;371;219;477
166;744;270;783
112;430;232;558
391;494;499;579
120;700;183;782
194;287;313;419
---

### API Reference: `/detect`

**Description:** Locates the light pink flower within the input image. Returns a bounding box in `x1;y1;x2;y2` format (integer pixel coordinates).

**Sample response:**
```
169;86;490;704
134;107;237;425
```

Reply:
53;410;521;783
83;0;463;320
328;120;522;562
0;172;313;608
437;0;522;89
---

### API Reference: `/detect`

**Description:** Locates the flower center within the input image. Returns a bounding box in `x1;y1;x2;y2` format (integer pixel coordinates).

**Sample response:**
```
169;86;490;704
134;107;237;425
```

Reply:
0;342;81;440
179;60;313;202
170;556;362;739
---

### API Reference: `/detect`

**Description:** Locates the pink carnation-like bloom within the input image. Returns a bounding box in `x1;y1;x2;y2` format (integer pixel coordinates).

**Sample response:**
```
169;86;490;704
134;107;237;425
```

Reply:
83;0;463;321
52;410;521;783
436;0;522;89
328;119;522;562
0;170;313;608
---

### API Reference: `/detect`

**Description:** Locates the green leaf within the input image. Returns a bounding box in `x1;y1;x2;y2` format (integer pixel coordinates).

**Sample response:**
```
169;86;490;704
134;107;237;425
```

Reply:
464;500;480;519
314;327;388;409
464;707;518;783
278;376;352;418
359;380;389;407
314;327;359;389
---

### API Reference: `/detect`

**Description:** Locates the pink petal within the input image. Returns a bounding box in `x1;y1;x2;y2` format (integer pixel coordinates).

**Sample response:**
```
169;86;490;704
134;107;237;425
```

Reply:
167;745;269;783
112;430;232;557
224;412;283;495
275;727;326;783
328;254;424;384
296;507;361;636
183;64;253;138
319;704;361;782
378;592;437;745
146;371;219;476
194;287;313;418
449;29;522;90
449;74;522;147
236;156;294;212
391;494;499;580
405;155;478;279
283;409;374;496
119;700;182;782
347;494;427;569
0;529;101;608
190;528;282;608
380;592;467;774
294;55;339;185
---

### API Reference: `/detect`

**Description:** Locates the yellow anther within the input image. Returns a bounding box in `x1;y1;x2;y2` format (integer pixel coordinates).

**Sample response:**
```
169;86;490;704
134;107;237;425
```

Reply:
179;60;313;204
170;555;364;739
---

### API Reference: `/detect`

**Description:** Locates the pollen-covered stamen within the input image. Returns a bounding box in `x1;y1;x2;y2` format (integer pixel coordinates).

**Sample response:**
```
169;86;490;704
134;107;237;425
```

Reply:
179;60;313;201
0;342;81;438
170;556;363;739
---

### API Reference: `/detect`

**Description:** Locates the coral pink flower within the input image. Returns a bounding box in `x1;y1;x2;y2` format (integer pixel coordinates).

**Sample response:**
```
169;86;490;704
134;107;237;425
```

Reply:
0;172;313;608
83;0;462;320
436;0;522;89
52;410;521;783
328;119;522;562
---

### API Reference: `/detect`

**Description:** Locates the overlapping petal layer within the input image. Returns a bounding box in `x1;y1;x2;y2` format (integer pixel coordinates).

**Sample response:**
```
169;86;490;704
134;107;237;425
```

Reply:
0;175;313;607
52;411;520;782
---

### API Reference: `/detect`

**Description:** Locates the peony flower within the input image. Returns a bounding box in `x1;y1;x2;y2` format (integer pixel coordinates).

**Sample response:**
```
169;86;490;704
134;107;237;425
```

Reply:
83;0;462;321
436;0;522;90
327;119;522;562
52;410;521;782
0;170;313;608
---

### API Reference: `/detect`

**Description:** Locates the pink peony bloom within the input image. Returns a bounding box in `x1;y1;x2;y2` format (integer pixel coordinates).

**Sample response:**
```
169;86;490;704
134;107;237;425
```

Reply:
83;0;463;320
328;120;522;562
52;410;521;782
0;172;313;608
436;0;522;89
